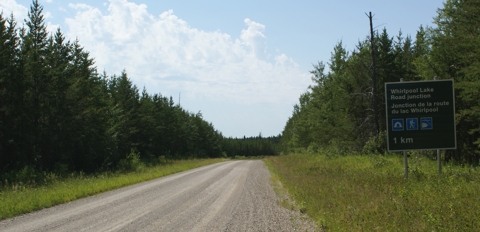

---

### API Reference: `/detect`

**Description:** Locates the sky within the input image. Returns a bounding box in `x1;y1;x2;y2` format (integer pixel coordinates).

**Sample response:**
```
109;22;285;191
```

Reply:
1;0;445;138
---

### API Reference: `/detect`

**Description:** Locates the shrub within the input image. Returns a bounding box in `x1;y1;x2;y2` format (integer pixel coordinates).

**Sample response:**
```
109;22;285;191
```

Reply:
363;130;387;154
118;149;143;172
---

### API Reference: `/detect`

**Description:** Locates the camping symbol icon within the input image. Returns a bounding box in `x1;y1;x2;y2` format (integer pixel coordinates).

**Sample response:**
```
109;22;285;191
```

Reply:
392;119;404;131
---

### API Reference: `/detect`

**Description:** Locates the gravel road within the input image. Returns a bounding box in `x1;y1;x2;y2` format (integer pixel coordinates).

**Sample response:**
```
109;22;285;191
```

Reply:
0;160;316;232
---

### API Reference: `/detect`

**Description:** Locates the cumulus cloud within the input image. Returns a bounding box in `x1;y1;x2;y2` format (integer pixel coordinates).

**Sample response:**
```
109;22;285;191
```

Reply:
63;0;310;105
0;0;28;24
240;18;267;58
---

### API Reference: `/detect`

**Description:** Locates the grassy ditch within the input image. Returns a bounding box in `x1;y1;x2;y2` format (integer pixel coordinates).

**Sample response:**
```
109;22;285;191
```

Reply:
264;153;480;231
0;159;224;220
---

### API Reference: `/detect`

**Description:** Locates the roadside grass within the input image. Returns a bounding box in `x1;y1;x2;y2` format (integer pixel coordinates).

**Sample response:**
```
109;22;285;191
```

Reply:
264;153;480;231
0;158;224;220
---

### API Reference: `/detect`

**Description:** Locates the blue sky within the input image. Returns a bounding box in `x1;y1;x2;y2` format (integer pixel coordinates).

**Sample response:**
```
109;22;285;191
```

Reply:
2;0;445;138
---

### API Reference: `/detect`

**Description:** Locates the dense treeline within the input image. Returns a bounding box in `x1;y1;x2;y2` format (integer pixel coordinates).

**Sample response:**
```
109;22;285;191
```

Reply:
281;0;480;164
222;135;281;157
0;1;224;174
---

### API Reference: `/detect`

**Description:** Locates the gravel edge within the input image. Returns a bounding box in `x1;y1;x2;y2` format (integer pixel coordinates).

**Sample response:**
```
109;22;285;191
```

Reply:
267;166;320;232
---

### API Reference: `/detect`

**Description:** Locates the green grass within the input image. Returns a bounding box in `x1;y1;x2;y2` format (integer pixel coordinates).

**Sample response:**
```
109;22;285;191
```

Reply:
264;153;480;231
0;159;224;220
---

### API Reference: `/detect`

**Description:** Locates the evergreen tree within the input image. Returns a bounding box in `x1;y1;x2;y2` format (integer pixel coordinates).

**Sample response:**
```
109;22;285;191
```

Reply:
21;0;50;167
427;0;480;162
0;13;22;171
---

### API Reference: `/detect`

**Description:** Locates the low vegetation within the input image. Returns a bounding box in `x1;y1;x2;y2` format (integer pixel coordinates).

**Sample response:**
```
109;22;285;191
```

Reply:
0;158;224;220
265;152;480;231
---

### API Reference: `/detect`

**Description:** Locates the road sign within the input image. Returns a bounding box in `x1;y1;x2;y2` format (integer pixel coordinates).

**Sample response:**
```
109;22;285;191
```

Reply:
385;79;456;151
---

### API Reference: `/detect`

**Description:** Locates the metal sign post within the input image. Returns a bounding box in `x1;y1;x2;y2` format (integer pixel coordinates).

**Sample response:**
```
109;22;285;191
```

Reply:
434;77;442;176
400;79;408;179
385;79;456;179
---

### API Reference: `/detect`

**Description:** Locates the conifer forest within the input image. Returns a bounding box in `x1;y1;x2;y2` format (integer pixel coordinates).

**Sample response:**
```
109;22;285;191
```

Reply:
1;0;480;177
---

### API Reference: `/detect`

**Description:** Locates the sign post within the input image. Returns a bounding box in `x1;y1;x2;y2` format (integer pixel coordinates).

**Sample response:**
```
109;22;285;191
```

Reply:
385;79;456;178
434;77;441;176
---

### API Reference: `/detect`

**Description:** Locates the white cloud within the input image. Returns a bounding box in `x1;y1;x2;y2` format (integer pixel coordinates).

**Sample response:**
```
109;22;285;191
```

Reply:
0;0;28;25
240;18;267;58
64;0;310;105
275;53;297;67
44;11;52;18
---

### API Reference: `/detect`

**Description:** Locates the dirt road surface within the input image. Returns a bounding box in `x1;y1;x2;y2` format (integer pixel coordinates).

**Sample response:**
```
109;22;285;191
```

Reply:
0;160;316;232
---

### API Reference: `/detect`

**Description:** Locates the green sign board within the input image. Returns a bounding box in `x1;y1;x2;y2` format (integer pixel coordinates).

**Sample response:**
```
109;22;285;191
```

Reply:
385;79;456;151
